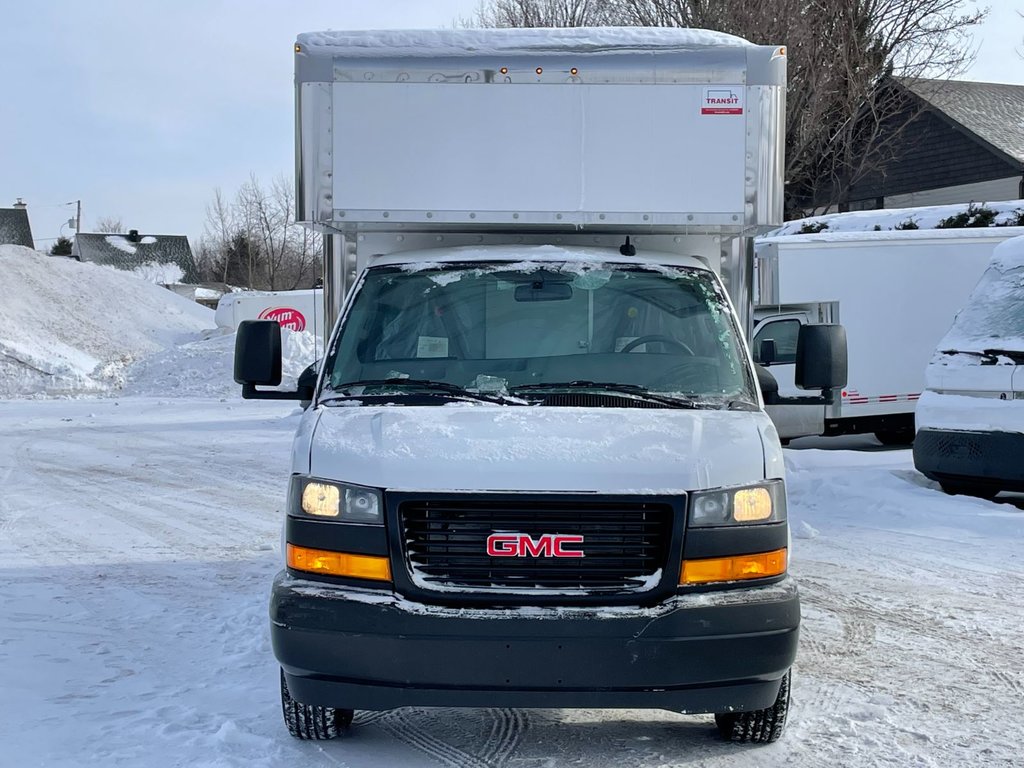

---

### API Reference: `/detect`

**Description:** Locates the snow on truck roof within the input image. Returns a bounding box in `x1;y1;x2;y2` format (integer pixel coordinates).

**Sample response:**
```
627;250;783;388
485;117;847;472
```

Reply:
295;27;754;57
368;244;711;272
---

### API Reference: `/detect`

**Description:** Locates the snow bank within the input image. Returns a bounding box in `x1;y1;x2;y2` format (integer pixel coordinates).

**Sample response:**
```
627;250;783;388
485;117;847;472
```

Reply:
117;261;185;285
123;326;320;399
0;245;213;398
768;199;1024;237
0;245;322;400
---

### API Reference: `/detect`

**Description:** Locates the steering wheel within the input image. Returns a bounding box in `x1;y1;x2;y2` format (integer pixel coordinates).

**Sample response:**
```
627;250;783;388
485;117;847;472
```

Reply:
619;334;695;355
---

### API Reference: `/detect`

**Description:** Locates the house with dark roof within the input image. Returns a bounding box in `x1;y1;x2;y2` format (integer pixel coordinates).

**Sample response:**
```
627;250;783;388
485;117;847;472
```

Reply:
73;230;198;283
0;200;35;249
834;78;1024;212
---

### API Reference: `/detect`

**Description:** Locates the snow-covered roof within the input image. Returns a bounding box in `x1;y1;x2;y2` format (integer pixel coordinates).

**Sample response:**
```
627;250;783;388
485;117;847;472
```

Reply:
900;78;1024;166
767;199;1024;237
73;232;197;283
296;27;753;58
0;207;34;249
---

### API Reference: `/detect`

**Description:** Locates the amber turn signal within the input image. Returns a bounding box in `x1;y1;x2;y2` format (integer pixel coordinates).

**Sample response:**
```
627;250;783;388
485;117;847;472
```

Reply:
287;544;392;581
680;548;787;585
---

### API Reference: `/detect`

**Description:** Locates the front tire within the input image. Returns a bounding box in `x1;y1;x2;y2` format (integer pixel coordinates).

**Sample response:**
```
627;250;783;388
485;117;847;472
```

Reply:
874;429;915;446
715;669;791;744
280;669;353;740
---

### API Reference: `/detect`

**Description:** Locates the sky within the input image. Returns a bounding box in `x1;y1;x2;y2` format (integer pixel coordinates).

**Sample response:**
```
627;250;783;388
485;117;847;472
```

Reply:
1;0;1021;251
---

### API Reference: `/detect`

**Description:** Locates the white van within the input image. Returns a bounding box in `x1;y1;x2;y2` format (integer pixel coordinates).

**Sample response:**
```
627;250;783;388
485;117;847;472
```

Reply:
914;235;1024;497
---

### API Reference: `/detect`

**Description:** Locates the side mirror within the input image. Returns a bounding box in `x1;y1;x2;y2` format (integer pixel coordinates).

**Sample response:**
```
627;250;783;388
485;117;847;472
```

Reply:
795;324;848;391
758;338;778;366
234;320;310;401
755;364;780;405
234;320;282;386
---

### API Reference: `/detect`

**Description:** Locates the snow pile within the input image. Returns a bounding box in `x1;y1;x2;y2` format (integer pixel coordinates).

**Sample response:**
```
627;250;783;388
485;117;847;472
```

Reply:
0;245;322;400
769;199;1024;236
123;325;320;399
0;245;213;398
118;261;186;285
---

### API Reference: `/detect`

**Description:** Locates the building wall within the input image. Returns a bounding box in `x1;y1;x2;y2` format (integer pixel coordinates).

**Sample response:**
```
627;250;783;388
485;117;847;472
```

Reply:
882;176;1022;209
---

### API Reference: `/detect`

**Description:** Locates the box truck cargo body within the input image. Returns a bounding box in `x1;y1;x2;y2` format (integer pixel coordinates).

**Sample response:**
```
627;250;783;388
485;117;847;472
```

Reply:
233;28;846;745
754;228;1024;441
914;234;1024;497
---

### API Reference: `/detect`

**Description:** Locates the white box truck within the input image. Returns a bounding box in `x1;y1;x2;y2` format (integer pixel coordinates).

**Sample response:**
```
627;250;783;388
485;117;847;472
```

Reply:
753;227;1024;442
233;28;846;744
914;234;1024;497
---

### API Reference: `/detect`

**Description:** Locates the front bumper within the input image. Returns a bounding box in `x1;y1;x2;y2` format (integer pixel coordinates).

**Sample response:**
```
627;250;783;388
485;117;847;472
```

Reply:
271;572;800;713
914;428;1024;491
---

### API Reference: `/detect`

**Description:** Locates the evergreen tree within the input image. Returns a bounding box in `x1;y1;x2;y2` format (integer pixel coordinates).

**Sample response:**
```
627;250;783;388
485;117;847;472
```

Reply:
50;236;73;256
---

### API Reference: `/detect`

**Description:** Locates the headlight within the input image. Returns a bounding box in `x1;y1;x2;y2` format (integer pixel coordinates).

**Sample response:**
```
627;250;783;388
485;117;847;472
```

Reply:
289;476;383;524
689;480;786;527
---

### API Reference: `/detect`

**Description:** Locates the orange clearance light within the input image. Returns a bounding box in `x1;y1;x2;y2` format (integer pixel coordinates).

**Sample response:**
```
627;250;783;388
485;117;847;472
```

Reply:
535;67;543;75
570;67;578;76
680;549;787;585
500;66;509;75
294;43;302;53
287;544;392;582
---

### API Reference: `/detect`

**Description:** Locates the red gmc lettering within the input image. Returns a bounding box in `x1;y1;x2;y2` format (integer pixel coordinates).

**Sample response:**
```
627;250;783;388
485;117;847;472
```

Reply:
486;533;585;558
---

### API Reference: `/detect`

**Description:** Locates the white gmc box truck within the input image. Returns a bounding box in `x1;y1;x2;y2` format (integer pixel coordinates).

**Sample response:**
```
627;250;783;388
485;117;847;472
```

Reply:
754;227;1024;442
233;28;846;744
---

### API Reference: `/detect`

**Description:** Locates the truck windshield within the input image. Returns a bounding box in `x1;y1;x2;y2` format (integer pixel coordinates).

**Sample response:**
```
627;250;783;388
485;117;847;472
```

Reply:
322;261;756;405
939;259;1024;354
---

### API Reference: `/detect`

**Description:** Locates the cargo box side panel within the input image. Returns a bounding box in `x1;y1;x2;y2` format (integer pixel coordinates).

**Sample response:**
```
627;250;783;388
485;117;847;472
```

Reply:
329;81;747;224
772;239;996;415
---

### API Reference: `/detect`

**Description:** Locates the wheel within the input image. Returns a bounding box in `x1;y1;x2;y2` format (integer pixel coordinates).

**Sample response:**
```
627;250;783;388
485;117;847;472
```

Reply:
715;669;791;743
939;481;999;500
280;668;353;740
874;429;915;446
619;334;695;355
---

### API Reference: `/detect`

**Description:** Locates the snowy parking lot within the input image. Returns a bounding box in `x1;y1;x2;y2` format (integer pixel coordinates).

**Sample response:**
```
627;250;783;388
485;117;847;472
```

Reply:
2;397;1022;768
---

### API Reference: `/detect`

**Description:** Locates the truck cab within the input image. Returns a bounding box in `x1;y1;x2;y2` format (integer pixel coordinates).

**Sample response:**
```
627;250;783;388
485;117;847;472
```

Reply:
914;234;1024;497
232;27;845;745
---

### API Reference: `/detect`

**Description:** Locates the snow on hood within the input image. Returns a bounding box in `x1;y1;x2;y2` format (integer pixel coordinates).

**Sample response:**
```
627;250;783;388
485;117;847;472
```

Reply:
306;405;770;493
296;28;753;58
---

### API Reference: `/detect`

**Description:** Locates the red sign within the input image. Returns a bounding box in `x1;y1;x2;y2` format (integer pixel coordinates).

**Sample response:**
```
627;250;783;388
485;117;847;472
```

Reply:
258;306;306;332
487;533;585;558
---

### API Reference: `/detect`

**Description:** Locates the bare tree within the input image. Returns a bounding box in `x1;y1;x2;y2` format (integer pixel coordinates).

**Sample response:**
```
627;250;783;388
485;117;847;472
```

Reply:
199;176;321;290
472;0;986;214
474;0;620;27
94;216;124;233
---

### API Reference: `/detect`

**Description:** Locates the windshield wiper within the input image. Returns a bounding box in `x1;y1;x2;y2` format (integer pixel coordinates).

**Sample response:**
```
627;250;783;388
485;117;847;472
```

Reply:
982;348;1024;364
940;349;999;364
325;378;522;405
509;380;700;408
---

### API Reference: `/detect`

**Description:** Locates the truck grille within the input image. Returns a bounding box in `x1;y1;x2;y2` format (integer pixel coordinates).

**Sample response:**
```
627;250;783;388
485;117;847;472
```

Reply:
399;497;673;594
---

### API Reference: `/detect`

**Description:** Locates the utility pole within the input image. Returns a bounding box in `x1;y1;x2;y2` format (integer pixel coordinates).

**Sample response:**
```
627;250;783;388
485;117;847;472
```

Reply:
66;200;81;234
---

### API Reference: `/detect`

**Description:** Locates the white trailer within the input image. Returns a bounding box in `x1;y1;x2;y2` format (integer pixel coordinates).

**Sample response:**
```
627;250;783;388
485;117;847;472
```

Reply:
754;227;1024;441
234;28;847;744
214;289;325;334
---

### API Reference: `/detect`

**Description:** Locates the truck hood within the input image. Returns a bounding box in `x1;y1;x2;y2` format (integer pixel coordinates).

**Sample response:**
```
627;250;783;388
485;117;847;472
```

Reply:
304;405;772;493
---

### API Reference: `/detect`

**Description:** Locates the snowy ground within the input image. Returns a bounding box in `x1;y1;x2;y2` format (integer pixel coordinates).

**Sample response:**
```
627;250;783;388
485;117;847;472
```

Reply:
2;398;1022;767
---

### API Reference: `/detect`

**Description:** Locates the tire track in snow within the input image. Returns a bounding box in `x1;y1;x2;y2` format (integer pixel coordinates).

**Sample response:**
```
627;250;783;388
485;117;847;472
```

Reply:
376;709;494;768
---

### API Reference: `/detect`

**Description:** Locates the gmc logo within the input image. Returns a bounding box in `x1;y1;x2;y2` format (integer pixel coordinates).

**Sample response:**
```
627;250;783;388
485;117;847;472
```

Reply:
486;533;585;558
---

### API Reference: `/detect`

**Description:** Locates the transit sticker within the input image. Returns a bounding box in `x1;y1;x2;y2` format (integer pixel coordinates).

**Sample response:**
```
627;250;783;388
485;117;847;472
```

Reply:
701;87;744;115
